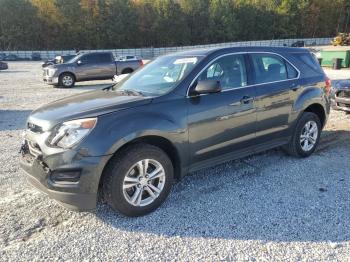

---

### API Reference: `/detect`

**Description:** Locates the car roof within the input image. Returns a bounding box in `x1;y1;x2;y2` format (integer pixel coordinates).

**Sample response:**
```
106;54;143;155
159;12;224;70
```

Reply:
167;46;309;57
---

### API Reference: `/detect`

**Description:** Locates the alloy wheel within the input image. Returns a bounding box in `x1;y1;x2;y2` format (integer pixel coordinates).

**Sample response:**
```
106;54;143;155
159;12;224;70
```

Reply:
122;159;166;207
62;75;73;86
300;120;318;152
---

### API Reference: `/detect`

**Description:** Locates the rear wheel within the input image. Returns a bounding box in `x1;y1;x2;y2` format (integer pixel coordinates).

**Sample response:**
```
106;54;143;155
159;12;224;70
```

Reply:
103;144;174;217
283;112;321;157
58;73;75;88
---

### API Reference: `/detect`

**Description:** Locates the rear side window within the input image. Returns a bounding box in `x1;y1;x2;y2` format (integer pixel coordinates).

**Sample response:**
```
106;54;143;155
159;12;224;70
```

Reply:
83;53;111;63
286;63;298;78
250;54;298;84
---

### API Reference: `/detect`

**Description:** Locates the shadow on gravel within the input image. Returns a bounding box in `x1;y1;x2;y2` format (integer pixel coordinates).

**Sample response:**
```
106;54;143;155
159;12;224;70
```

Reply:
0;110;31;131
96;129;350;243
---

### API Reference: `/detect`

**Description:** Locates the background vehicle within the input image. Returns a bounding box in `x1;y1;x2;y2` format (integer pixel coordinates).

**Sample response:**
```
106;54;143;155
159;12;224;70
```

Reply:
291;40;305;47
42;55;76;68
21;47;330;217
116;55;139;61
31;52;42;61
0;61;8;70
43;52;143;87
331;79;350;112
4;54;20;61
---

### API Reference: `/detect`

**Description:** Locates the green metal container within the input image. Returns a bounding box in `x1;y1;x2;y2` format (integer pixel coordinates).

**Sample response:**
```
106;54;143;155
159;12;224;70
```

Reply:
320;50;350;68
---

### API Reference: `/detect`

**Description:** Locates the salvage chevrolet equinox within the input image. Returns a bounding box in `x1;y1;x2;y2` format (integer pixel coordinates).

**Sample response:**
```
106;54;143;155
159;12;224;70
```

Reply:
20;47;330;216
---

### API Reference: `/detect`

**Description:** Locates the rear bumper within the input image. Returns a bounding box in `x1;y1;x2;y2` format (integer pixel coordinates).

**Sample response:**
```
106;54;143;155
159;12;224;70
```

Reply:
20;148;111;211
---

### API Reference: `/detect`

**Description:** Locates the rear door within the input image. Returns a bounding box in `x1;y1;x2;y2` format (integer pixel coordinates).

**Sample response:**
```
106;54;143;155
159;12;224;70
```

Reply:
94;53;116;79
187;54;257;166
76;53;115;80
248;53;299;144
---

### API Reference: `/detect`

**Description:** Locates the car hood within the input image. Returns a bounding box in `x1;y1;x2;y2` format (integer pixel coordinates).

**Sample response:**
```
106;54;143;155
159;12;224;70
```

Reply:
47;62;75;70
334;80;350;89
28;89;152;131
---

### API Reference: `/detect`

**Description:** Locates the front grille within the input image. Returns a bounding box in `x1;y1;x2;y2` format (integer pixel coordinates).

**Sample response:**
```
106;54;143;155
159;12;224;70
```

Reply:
43;69;48;76
27;122;43;133
337;90;350;98
337;102;350;109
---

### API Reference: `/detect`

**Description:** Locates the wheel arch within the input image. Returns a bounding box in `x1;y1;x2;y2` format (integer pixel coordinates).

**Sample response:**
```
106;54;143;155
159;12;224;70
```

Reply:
292;86;328;128
121;68;133;74
98;135;182;194
304;103;326;128
59;71;76;81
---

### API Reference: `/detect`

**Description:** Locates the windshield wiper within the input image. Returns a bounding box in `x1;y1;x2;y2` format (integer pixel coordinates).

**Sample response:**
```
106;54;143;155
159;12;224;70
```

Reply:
102;83;117;91
115;89;144;96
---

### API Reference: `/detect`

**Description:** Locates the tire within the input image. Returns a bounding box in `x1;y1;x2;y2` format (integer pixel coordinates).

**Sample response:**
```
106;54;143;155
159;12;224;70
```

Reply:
102;143;174;217
121;68;133;74
58;73;75;88
283;112;321;157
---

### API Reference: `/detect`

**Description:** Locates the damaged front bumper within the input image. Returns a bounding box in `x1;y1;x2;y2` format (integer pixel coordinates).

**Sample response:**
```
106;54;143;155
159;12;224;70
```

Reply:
19;132;111;211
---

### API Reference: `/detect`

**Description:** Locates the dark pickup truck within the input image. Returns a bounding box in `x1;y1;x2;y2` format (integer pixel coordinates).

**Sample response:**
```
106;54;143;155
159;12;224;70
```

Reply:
43;52;143;87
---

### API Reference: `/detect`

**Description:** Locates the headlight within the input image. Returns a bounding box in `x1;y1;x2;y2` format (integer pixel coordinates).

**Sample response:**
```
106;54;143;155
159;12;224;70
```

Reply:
48;118;97;148
48;68;57;76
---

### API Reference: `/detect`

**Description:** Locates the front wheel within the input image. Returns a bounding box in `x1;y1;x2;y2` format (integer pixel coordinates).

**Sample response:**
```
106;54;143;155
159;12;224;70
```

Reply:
58;73;75;88
103;144;174;217
283;112;321;157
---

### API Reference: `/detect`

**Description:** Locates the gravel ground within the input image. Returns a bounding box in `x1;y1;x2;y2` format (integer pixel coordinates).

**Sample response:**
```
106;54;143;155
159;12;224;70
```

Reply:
0;62;350;261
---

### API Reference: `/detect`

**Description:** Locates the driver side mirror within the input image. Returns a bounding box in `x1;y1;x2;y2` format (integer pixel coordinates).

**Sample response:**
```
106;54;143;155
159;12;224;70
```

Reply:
190;80;221;96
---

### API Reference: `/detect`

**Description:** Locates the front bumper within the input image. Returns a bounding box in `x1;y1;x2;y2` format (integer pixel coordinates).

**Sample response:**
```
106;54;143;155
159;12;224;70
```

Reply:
43;75;59;85
331;90;350;112
20;140;111;210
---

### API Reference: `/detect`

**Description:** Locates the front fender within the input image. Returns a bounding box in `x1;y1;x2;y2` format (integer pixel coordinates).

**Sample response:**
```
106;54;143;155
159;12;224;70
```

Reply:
107;112;187;156
78;100;189;166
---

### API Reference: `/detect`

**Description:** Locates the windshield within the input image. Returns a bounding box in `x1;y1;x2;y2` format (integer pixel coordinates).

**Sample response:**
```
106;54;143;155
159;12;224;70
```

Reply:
66;54;81;64
113;55;203;96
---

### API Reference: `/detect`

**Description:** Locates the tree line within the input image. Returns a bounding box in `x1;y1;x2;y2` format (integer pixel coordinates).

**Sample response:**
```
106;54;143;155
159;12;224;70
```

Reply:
0;0;349;51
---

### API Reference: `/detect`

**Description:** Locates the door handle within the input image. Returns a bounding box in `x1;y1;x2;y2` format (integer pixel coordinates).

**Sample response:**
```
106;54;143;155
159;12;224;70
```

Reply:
240;96;254;104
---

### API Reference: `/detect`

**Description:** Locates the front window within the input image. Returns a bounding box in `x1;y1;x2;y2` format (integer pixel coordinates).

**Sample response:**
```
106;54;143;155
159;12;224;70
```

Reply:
113;55;203;96
66;54;81;64
197;54;247;90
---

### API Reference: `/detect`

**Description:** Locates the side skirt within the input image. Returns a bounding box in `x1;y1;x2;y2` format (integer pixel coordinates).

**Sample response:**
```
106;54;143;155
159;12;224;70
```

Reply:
188;137;289;173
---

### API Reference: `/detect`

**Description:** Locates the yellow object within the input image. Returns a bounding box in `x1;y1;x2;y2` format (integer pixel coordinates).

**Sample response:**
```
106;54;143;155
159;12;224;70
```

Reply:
331;33;350;46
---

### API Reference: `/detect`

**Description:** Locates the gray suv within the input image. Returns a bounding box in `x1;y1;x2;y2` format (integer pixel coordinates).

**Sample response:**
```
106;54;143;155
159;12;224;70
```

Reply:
21;47;330;217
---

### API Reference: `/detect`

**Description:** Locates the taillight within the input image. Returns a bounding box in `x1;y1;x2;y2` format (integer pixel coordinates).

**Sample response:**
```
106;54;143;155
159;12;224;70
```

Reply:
325;78;331;95
139;60;144;66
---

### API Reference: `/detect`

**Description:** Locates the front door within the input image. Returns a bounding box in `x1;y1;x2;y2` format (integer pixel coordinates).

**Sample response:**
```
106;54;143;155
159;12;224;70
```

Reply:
75;53;100;80
187;54;257;166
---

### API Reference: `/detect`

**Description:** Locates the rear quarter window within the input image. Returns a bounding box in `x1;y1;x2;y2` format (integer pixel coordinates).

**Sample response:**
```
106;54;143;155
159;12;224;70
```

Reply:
292;52;323;76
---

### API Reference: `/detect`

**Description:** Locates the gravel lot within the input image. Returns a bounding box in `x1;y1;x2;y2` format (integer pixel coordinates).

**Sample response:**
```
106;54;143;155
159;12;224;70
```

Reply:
0;62;350;261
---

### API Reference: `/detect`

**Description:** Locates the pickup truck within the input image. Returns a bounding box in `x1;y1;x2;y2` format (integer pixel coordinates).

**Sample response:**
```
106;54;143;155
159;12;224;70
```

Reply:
43;52;143;88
